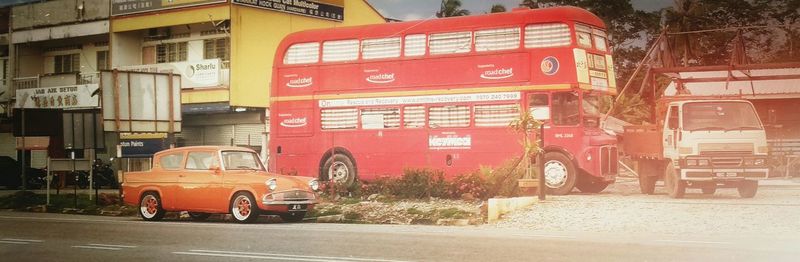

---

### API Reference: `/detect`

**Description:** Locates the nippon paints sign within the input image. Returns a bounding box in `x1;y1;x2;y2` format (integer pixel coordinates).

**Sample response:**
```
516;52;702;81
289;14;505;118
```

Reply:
118;59;221;89
319;92;521;108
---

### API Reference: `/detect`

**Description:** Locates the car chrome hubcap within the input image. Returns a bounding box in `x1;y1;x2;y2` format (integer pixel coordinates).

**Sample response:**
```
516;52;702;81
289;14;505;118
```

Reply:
544;160;568;188
328;161;349;183
232;196;251;220
140;195;158;218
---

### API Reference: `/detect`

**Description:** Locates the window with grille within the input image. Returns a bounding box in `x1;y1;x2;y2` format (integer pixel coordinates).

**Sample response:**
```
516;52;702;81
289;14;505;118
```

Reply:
429;105;470;128
204;38;230;62
404;34;426;57
429;31;472;55
475;27;520;52
156;42;188;63
321;108;358;130
96;51;109;71
322;39;359;62
284;42;319;64
360;108;400;129
474;104;519;127
54;54;80;73
403;106;425;128
524;23;571;48
362;37;401;60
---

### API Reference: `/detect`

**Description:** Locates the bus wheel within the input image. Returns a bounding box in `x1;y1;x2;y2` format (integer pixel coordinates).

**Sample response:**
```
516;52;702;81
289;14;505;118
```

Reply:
323;154;357;190
543;152;576;195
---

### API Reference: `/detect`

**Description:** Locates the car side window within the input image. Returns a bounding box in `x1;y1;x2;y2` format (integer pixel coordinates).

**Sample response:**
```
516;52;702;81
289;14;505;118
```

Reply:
185;152;218;170
160;153;184;170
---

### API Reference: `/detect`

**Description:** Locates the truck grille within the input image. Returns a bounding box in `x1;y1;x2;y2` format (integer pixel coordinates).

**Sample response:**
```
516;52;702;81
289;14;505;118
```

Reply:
699;143;753;155
600;146;618;176
711;157;743;167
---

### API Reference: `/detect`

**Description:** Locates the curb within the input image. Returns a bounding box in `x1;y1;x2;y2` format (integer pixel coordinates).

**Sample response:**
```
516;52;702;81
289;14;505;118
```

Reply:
487;197;537;223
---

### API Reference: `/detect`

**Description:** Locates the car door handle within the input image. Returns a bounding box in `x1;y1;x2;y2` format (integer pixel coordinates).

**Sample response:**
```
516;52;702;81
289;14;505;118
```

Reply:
179;175;185;178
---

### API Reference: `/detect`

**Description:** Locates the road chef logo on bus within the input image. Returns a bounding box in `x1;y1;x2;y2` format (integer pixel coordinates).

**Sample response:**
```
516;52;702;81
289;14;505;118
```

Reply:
429;134;472;149
541;56;560;75
279;114;308;128
366;73;395;84
480;68;514;80
286;76;313;88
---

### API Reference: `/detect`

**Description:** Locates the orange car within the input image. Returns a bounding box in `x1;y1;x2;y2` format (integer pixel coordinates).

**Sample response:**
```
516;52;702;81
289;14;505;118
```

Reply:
121;146;319;223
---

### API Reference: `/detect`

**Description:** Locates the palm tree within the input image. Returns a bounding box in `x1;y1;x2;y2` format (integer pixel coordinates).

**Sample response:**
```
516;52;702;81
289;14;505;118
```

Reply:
520;0;539;9
436;0;470;18
491;4;507;13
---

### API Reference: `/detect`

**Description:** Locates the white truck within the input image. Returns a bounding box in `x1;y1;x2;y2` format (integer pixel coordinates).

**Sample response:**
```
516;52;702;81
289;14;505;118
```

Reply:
623;96;769;198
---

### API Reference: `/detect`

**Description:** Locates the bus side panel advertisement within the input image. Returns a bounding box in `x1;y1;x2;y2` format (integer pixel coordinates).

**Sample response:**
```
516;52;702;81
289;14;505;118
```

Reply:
276;108;312;136
279;69;318;97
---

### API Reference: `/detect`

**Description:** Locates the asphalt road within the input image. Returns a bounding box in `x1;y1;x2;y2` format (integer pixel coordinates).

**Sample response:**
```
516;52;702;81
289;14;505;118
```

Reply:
0;211;797;262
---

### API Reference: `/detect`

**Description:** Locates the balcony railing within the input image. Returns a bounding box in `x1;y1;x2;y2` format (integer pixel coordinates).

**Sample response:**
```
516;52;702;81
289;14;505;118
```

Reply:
13;72;101;90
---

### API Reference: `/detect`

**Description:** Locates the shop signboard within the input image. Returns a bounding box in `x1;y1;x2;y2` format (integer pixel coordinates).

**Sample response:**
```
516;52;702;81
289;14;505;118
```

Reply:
119;133;167;158
233;0;344;22
111;0;226;16
118;59;221;89
14;84;100;109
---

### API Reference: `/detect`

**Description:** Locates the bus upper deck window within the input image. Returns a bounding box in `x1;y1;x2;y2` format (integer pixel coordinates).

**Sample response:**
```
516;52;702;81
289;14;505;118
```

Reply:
575;24;592;48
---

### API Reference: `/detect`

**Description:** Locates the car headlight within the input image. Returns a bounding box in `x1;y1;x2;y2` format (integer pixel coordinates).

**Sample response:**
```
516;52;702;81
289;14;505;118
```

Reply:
266;178;277;191
754;159;765;166
309;179;320;191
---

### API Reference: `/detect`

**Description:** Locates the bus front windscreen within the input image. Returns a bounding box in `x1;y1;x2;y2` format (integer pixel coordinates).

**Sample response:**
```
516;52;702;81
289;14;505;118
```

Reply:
682;102;763;131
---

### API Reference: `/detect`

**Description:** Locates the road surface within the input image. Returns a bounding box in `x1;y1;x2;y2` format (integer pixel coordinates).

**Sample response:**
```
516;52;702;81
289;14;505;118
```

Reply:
0;211;797;261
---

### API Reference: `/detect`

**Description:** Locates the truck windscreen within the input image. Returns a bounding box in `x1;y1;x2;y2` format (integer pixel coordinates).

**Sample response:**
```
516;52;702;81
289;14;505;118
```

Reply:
682;102;763;131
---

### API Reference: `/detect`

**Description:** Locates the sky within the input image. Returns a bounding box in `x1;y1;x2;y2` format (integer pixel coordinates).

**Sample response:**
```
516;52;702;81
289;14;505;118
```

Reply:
366;0;675;21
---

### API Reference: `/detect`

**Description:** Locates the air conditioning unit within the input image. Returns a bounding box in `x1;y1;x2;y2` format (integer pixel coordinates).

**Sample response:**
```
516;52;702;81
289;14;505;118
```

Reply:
145;27;171;40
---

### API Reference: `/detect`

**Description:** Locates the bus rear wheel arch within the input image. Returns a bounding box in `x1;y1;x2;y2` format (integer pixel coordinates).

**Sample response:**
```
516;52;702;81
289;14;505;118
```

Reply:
321;153;357;190
543;152;577;195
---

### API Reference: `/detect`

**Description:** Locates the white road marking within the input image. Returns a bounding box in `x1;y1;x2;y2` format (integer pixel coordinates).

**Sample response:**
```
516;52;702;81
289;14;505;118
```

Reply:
2;238;43;243
174;249;413;262
655;239;731;245
72;245;122;251
88;243;137;248
0;240;31;245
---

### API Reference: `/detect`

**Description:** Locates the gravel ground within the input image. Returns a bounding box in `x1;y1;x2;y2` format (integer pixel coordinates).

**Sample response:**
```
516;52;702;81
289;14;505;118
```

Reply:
487;177;800;237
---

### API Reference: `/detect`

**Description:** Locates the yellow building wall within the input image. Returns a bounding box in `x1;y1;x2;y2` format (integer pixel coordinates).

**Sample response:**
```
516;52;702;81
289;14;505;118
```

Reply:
229;0;385;107
111;5;230;32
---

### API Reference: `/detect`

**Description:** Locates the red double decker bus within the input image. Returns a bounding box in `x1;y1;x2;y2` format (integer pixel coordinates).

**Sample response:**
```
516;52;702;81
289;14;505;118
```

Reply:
269;7;618;194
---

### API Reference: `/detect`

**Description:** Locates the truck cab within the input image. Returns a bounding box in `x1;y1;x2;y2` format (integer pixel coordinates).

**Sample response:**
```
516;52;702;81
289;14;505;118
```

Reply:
624;97;769;198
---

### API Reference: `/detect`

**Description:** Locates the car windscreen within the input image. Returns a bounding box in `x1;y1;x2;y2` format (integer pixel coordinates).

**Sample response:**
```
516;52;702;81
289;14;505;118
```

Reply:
221;151;265;171
682;102;763;131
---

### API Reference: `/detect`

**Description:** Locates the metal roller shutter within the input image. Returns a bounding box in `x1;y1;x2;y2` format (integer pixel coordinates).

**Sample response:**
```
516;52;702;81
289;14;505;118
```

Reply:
176;127;203;147
204;125;234;146
234;124;265;146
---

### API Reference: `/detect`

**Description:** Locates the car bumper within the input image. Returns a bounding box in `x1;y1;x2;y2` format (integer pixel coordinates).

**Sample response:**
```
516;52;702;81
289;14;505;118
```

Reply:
259;189;319;212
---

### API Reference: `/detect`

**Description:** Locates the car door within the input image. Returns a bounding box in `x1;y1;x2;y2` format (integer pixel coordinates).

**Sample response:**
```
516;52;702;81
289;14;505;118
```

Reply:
153;152;185;210
179;151;226;212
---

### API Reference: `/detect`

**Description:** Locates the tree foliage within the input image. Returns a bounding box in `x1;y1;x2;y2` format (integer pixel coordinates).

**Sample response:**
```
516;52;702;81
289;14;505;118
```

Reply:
436;0;470;18
490;4;507;13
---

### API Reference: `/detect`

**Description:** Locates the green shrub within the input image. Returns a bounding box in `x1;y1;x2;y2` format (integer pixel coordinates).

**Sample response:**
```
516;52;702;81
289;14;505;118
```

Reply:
393;168;448;199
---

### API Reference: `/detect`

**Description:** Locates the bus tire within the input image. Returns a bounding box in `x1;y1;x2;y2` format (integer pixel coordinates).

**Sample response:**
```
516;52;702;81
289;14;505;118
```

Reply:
664;162;685;199
543;152;576;195
322;154;357;190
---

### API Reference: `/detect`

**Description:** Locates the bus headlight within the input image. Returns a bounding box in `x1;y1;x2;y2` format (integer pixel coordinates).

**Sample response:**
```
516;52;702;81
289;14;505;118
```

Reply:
266;178;277;191
309;179;320;191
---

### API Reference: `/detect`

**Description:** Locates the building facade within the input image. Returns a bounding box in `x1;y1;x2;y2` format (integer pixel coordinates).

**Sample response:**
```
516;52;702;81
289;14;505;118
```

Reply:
3;0;384;168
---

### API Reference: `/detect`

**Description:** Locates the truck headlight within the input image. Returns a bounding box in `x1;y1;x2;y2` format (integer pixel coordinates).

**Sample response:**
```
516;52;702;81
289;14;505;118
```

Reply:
686;159;697;166
754;159;765;166
309;179;320;191
266;178;277;191
698;159;709;166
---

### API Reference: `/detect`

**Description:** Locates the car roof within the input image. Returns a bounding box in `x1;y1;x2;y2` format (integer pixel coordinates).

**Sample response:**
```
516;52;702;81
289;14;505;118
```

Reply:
154;146;256;157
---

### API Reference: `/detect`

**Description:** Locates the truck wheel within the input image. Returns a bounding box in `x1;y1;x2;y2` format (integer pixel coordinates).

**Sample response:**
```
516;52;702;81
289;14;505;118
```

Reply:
637;160;658;195
737;181;758;198
543;152;577;195
663;162;685;198
322;153;357;190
